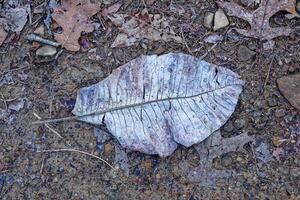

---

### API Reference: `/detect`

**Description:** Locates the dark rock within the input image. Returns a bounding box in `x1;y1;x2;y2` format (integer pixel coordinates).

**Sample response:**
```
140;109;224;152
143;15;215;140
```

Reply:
223;120;234;132
221;154;233;167
255;140;272;163
277;73;300;110
94;127;111;151
267;97;278;107
233;118;246;130
237;46;256;62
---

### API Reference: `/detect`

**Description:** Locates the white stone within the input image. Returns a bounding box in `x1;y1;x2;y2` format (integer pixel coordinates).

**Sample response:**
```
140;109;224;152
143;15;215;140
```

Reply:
204;12;214;29
36;45;57;57
213;9;229;31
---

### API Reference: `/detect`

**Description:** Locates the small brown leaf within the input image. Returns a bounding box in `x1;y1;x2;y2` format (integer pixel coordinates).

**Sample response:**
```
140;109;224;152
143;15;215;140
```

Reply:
218;0;299;40
0;25;8;46
52;0;101;51
108;10;183;47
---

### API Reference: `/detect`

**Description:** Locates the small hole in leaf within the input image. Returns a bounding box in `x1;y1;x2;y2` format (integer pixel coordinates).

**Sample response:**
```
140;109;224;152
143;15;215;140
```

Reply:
55;26;63;34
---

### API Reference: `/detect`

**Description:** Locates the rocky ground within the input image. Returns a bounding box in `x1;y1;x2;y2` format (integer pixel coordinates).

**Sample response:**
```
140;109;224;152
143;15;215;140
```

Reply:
0;0;300;199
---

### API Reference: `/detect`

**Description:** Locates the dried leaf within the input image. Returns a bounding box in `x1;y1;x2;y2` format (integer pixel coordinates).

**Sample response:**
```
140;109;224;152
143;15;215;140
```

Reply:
180;131;253;186
72;53;244;157
101;3;122;18
108;10;183;47
52;0;101;51
0;25;7;46
218;0;299;40
115;144;130;177
0;3;29;33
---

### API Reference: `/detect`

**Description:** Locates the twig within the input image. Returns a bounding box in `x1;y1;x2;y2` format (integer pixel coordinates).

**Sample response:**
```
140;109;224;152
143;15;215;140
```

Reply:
0;97;19;102
200;43;218;59
36;148;114;169
33;112;63;138
0;170;10;174
180;28;194;56
26;34;60;47
0;92;8;110
33;115;79;124
0;66;29;77
263;57;274;89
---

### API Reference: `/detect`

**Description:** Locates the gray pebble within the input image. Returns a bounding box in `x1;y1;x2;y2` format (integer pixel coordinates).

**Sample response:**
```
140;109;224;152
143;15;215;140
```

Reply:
223;120;234;132
234;118;246;129
36;45;57;57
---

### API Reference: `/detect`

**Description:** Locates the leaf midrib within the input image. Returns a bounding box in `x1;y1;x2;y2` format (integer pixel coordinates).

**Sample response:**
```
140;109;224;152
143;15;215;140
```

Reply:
78;83;242;118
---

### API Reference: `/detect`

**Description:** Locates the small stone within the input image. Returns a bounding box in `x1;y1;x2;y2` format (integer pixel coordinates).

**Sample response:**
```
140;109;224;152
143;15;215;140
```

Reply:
255;140;272;163
233;118;246;130
221;154;232;167
36;45;57;57
263;40;275;50
141;158;153;171
290;168;300;177
288;66;295;73
34;25;45;36
203;12;214;29
277;73;300;110
8;100;25;112
104;142;113;155
203;34;223;44
237;45;256;62
213;9;229;31
275;109;285;118
285;13;295;19
267;97;277;107
223;120;234;132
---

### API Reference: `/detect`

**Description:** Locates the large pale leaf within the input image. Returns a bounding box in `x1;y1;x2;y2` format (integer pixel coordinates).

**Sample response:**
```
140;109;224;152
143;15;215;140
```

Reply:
72;53;244;157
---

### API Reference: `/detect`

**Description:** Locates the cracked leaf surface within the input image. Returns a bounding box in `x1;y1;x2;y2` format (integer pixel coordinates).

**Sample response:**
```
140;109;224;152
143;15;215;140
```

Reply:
72;53;244;157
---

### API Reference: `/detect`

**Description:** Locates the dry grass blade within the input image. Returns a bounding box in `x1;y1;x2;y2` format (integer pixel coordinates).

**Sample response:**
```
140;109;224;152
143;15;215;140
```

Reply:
33;112;63;138
36;148;115;169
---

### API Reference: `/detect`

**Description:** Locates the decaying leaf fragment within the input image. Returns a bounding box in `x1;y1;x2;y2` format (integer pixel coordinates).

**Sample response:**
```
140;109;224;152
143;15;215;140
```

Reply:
72;53;244;157
108;10;183;47
180;131;253;186
218;0;299;40
52;0;101;51
0;26;7;46
0;3;30;45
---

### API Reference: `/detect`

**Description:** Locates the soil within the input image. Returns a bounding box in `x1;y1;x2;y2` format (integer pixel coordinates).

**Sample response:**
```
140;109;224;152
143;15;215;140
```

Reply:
1;0;300;199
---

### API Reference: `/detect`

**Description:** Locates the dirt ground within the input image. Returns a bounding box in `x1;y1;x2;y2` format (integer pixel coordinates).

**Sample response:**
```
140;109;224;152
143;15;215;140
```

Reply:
1;0;300;199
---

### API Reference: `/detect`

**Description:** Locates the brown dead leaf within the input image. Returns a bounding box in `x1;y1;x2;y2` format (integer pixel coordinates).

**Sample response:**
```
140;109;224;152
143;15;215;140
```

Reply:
108;9;183;47
218;0;299;40
0;25;8;46
52;0;101;51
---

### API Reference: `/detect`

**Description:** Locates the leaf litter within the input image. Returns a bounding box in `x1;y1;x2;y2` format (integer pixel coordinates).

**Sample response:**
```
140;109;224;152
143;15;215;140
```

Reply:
218;0;299;40
0;2;30;45
108;9;184;47
72;53;244;157
52;0;101;51
180;131;253;186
